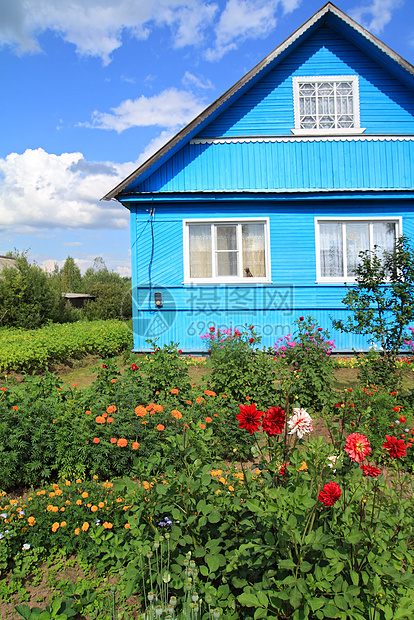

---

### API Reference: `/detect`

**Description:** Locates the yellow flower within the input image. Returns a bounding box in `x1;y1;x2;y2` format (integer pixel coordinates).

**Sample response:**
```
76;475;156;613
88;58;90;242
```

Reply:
81;522;89;532
98;502;105;508
228;485;234;492
28;516;36;526
297;461;308;471
219;477;227;485
91;505;98;513
81;492;88;499
76;499;82;506
51;522;60;532
60;521;67;527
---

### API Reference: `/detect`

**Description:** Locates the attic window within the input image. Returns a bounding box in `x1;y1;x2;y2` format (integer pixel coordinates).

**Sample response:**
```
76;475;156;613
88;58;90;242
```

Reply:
292;76;364;135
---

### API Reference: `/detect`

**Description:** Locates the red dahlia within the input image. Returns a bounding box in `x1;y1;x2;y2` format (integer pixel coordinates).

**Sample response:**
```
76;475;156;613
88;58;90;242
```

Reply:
236;403;264;435
360;464;381;477
262;407;286;436
382;435;407;459
318;481;341;507
344;433;371;463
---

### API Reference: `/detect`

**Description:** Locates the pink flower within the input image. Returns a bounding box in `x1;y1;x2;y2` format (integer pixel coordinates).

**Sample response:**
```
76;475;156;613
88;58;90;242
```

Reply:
344;433;371;463
287;408;313;439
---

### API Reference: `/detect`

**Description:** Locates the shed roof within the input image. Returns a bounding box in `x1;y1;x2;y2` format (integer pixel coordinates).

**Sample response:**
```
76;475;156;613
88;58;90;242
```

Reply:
102;1;414;202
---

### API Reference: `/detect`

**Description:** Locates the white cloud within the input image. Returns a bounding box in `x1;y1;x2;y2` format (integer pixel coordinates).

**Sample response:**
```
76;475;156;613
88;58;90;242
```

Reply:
0;0;218;64
85;88;206;133
205;0;301;62
349;0;404;33
182;71;214;90
0;148;133;232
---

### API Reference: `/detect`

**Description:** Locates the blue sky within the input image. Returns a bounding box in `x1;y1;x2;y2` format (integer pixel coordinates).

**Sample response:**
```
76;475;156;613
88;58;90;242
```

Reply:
1;0;413;276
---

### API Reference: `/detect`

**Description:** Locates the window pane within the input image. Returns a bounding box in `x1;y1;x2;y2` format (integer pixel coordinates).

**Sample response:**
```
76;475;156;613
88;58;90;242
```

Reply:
373;222;395;260
217;252;238;276
216;225;237;250
346;223;369;276
189;225;212;278
242;223;265;277
320;222;343;277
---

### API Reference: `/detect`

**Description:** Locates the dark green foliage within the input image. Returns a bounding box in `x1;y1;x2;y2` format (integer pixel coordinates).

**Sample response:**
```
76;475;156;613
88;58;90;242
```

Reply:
61;256;82;293
203;326;278;409
0;253;63;329
332;236;414;385
272;316;336;412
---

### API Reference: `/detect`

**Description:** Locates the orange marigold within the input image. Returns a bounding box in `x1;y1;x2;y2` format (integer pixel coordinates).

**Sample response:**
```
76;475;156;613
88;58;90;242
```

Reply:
12;406;18;411
81;522;90;532
28;516;36;526
199;423;206;430
103;522;113;529
125;523;131;529
135;405;147;417
171;388;179;394
85;410;91;415
107;417;114;423
196;397;205;405
204;390;216;397
110;379;117;383
91;505;98;512
157;424;165;431
110;437;117;444
74;528;80;536
98;502;105;508
95;416;105;424
132;442;140;450
117;438;128;447
205;417;212;423
51;522;60;532
107;405;117;414
93;437;100;444
171;409;182;419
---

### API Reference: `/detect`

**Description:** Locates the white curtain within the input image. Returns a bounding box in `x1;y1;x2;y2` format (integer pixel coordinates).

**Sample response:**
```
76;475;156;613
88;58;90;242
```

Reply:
346;222;369;276
242;223;266;277
189;225;212;278
320;222;343;277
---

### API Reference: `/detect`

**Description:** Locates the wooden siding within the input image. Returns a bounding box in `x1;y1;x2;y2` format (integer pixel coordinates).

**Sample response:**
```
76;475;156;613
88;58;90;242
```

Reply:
197;25;414;137
135;138;414;193
129;199;414;352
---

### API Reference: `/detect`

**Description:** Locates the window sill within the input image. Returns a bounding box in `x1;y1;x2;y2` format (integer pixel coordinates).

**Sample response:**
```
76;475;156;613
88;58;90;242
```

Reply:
291;128;366;136
183;279;272;285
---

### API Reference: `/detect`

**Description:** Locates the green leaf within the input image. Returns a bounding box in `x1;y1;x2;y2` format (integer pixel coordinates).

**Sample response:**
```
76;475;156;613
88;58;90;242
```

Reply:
207;555;220;573
208;509;221;523
278;559;296;570
238;593;261;608
256;592;268;607
350;570;359;586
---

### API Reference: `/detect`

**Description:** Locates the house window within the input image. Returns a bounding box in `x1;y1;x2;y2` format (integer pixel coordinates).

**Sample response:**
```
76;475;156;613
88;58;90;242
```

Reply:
292;76;363;134
184;219;270;283
315;218;400;282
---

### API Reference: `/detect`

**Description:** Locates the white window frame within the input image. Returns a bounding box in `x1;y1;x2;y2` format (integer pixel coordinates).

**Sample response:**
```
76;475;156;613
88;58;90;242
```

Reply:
315;217;401;283
292;76;365;135
183;218;271;284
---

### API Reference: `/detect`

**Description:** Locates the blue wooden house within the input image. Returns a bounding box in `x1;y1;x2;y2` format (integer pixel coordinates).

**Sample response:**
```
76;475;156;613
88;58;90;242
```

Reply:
103;2;414;354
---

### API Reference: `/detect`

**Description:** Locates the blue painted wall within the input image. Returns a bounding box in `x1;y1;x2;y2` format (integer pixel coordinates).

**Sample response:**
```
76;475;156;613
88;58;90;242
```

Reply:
129;198;414;353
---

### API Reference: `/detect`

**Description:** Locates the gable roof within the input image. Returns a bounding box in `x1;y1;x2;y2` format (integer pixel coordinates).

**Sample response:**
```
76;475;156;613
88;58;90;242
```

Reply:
102;1;414;202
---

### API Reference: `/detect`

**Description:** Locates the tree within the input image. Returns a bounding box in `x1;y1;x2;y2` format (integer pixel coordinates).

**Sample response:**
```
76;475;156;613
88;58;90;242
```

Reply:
61;256;82;293
0;252;62;329
332;236;414;365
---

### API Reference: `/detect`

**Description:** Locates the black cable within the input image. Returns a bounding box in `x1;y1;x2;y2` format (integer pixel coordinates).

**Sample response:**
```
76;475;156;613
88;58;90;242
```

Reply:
148;206;155;311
